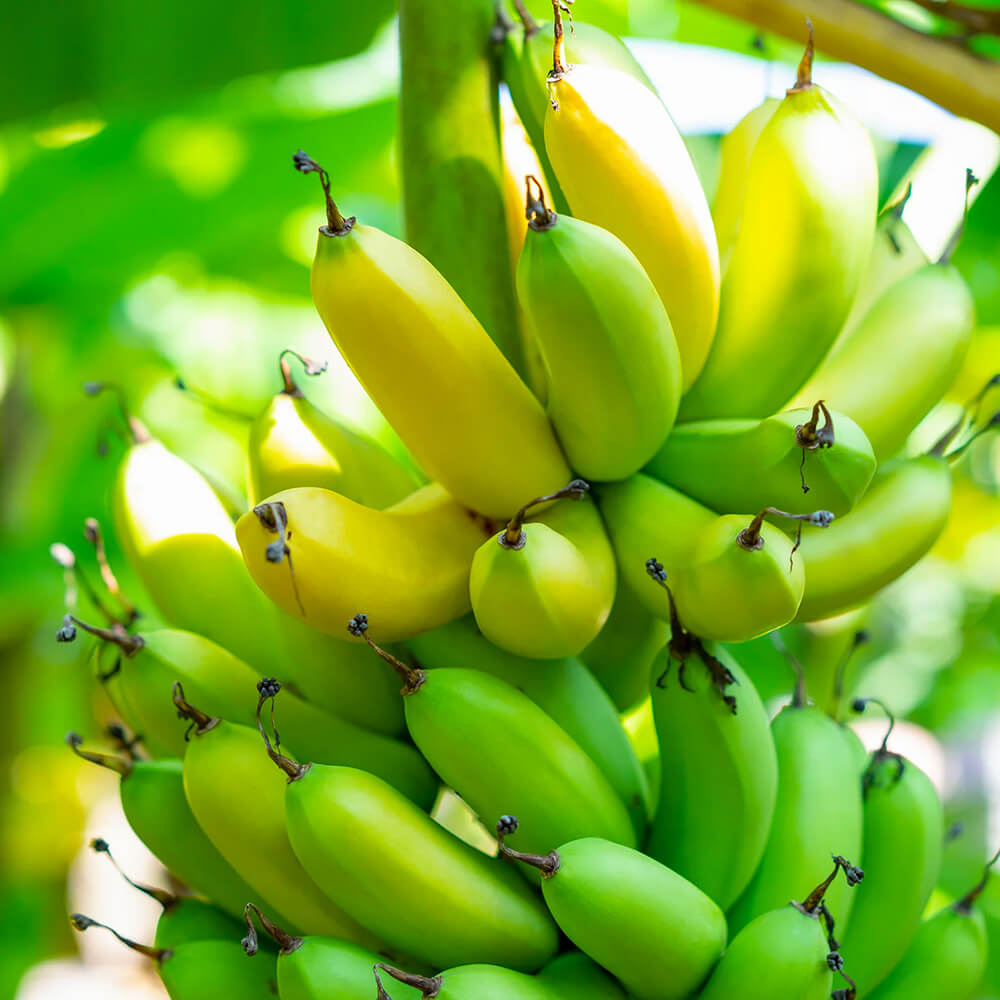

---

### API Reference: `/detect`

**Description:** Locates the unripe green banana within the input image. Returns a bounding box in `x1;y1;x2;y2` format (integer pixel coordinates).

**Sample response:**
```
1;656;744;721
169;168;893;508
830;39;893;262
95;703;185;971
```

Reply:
237;484;493;643
300;152;569;519
241;904;423;1000
728;701;864;936
70;915;277;1000
787;264;975;460
646;642;778;909
71;623;435;807
543;7;719;389
866;856;997;1000
839;700;944;997
713;98;780;272
496;817;727;1000
261;728;559;971
680;32;877;420
406;615;650;838
111;430;404;734
351;617;635;859
176;698;383;945
66;744;267;923
537;951;627;1000
376;962;555;1000
698;858;865;1000
578;579;669;712
516;193;681;480
644;402;876;517
469;482;616;659
794;455;952;622
501;11;657;216
247;349;419;507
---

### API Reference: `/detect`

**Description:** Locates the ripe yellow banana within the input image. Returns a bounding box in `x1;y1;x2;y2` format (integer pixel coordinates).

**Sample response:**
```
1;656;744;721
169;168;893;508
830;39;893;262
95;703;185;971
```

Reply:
236;483;494;642
298;152;568;519
542;7;719;389
680;30;877;419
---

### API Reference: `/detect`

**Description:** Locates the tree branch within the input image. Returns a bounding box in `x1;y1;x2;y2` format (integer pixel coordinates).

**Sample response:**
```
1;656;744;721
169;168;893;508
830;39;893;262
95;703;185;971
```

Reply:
689;0;1000;135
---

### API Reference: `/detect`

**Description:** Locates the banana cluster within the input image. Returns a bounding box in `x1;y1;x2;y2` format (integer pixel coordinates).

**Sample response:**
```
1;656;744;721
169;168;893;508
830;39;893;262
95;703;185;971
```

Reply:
59;6;1000;1000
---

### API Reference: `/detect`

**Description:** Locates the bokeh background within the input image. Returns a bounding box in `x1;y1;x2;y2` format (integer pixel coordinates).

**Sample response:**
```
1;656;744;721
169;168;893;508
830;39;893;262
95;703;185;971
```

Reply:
2;0;1000;996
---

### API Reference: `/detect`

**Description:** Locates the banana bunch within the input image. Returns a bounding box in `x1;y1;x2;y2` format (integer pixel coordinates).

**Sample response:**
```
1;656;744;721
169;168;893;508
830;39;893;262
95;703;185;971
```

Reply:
56;4;1000;999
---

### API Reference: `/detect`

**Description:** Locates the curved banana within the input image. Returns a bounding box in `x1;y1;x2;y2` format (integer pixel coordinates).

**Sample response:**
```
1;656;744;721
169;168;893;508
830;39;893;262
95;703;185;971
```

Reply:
787;264;975;460
377;963;554;1000
728;701;864;936
469;483;616;659
516;191;681;480
543;8;719;388
646;642;778;910
644;402;876;517
794;455;952;622
680;31;877;420
237;483;493;643
300;153;569;519
713;98;780;272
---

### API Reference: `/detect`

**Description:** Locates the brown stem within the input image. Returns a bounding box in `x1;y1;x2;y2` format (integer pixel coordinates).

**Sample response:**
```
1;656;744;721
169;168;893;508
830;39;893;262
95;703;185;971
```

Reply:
70;914;170;964
278;349;328;398
798;855;864;914
550;0;571;77
347;615;425;695
737;507;835;552
255;680;309;782
82;382;151;444
56;615;144;656
376;963;442;999
954;846;1000;914
90;838;177;911
292;150;355;237
795;400;835;494
84;518;140;625
832;629;870;722
65;732;133;778
252;501;305;617
172;682;220;739
495;816;561;878
788;18;814;93
50;543;121;628
242;903;303;957
512;0;540;37
501;479;589;549
525;175;557;232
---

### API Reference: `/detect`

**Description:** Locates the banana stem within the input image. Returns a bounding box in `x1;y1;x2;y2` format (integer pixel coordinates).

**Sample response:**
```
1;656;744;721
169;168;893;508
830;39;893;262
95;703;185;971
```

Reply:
90;837;177;911
524;175;557;231
70;914;170;964
954;846;1000;914
348;614;426;695
172;682;220;739
65;732;133;778
254;679;308;781
83;518;140;625
798;855;864;913
278;349;328;397
55;614;144;656
292;150;355;237
501;478;589;549
174;378;256;422
787;18;814;93
512;0;540;37
938;168;979;265
83;381;151;444
550;0;570;77
242;903;303;957
50;542;121;628
832;629;870;722
376;963;442;999
495;816;562;878
737;507;834;552
771;631;808;708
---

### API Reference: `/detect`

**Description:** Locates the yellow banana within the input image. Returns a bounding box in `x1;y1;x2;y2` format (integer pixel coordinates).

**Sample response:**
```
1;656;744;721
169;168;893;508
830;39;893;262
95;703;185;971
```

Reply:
680;29;877;420
542;6;719;389
298;152;568;520
236;483;494;642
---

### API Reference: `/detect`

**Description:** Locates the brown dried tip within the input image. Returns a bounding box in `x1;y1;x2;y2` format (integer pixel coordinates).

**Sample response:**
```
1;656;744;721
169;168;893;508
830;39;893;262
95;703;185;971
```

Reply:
788;19;814;94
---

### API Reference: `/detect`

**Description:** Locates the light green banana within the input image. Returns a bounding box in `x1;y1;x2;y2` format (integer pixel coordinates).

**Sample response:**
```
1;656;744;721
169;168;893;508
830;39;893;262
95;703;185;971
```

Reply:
406;614;650;838
679;32;877;420
537;952;627;1000
646;641;778;910
516;190;681;480
644;402;876;517
469;481;616;658
376;963;555;1000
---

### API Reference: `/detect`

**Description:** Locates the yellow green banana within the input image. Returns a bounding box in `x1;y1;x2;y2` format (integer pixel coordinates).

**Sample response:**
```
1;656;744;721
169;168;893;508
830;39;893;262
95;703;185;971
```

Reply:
516;188;681;480
247;349;419;507
496;816;727;1000
644;401;876;517
537;951;627;1000
680;30;877;420
469;481;616;658
786;264;975;460
375;963;555;1000
712;98;780;273
298;152;569;519
646;642;778;910
542;6;719;389
238;484;492;642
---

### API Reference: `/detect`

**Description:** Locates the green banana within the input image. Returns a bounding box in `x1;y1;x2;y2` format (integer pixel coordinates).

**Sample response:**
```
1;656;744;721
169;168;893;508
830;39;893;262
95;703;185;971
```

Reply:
646;642;778;910
496;817;727;1000
65;743;267;923
537;952;627;1000
241;904;422;1000
679;31;877;420
406;615;650;838
578;579;669;712
698;859;864;1000
375;962;555;1000
515;191;681;480
70;915;277;1000
866;854;997;1000
787;264;975;460
469;481;616;659
794;454;952;622
110;428;404;735
351;617;635;858
713;98;780;272
65;621;436;807
644;402;876;517
839;699;944;997
175;694;383;945
247;349;419;506
257;710;559;971
727;700;864;936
